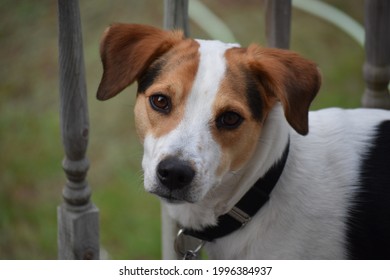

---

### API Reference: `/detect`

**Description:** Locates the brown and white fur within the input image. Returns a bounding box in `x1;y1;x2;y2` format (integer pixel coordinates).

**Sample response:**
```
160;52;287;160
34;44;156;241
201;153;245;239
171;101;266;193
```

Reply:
97;24;390;259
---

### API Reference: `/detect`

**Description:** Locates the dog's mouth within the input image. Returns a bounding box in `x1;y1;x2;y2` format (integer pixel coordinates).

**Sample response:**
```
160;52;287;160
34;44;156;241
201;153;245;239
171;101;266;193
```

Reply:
149;188;196;204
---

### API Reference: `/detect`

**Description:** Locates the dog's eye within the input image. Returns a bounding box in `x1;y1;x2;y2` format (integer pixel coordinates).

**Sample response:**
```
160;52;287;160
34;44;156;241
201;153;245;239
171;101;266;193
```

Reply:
216;111;243;129
149;94;171;114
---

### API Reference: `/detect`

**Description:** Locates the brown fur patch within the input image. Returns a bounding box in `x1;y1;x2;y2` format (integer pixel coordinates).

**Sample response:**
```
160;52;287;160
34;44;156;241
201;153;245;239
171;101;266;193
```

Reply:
212;44;320;174
97;24;184;100
213;48;275;175
134;39;200;140
246;44;321;135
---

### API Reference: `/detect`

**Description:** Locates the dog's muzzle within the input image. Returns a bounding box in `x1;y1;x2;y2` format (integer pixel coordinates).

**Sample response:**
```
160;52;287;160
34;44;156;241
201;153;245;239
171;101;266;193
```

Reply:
157;157;195;191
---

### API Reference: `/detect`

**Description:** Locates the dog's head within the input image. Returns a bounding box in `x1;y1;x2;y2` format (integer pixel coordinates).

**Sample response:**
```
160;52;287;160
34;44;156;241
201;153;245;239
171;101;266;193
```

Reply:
97;24;321;204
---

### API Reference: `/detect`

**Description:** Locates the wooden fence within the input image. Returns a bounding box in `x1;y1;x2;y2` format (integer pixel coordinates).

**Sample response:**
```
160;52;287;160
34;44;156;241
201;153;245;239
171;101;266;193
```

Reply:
57;0;390;259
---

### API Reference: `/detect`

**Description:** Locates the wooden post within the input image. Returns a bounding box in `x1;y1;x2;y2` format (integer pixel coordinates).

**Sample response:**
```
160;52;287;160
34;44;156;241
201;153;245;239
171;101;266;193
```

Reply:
265;0;292;49
362;0;390;109
161;204;181;259
162;0;200;260
164;0;190;37
57;0;99;259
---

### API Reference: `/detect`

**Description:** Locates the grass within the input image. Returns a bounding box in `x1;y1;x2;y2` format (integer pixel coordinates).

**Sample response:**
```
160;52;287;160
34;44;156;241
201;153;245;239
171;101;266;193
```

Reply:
0;0;365;259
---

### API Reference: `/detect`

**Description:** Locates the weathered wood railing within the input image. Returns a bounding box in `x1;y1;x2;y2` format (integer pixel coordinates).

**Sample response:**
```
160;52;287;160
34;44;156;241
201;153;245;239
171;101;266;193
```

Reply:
362;0;390;108
57;0;99;259
265;0;291;49
57;0;389;259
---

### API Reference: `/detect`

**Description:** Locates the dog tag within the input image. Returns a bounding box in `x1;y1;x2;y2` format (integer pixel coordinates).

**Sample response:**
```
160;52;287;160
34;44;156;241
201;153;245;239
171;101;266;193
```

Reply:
175;229;205;260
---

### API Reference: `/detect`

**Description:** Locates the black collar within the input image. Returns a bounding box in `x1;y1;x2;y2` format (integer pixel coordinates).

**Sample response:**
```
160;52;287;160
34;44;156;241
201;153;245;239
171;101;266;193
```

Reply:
182;140;290;242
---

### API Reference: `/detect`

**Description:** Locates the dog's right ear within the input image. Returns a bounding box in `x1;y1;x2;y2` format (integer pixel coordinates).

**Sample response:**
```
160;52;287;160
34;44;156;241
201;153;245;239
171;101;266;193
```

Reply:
247;45;321;135
97;24;184;101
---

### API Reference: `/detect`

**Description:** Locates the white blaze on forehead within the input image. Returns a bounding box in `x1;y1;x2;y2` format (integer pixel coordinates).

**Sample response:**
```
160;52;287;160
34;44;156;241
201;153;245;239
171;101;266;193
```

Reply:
191;40;239;104
179;40;240;134
168;40;240;153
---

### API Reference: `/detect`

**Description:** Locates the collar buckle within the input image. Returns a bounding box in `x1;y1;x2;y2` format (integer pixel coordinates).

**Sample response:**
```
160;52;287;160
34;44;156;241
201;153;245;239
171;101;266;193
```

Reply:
227;206;251;227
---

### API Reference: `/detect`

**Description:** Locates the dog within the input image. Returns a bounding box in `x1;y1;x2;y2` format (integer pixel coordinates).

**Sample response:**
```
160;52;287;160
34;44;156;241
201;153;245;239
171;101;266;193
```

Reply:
97;23;390;259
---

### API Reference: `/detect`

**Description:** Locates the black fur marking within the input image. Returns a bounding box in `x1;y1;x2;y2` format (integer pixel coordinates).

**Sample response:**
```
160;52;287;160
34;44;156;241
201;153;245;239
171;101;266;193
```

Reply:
244;71;263;121
137;59;166;93
346;120;390;259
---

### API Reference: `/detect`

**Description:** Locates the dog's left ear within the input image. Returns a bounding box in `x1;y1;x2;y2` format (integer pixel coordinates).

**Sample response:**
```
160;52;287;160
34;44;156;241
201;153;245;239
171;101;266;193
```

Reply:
97;23;184;101
247;45;321;135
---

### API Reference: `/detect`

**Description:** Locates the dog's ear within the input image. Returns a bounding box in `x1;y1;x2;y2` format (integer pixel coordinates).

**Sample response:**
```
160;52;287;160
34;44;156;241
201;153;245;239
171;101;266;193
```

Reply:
247;45;321;135
97;23;184;101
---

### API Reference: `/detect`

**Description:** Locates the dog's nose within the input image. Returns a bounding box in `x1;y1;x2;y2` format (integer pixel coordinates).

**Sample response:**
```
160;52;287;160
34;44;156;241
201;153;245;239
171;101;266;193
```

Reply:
157;158;195;190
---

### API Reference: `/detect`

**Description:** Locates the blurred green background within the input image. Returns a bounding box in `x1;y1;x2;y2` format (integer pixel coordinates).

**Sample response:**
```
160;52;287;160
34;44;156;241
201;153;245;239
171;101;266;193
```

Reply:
0;0;365;259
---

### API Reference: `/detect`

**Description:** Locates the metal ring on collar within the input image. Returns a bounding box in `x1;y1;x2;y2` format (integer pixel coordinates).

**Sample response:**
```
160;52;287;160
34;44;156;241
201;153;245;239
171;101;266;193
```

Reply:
174;228;205;259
